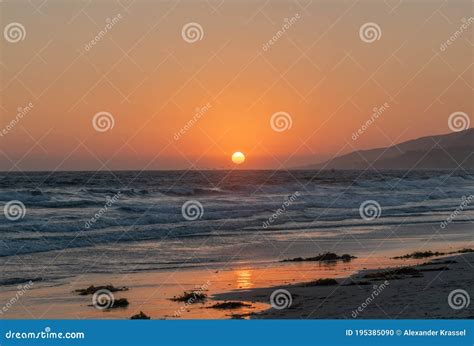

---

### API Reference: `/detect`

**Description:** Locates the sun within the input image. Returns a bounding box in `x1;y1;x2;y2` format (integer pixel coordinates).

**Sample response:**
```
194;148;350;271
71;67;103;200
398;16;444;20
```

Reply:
231;151;245;164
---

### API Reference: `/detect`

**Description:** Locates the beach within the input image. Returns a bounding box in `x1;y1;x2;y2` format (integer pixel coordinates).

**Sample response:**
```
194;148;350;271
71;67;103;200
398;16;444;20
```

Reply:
214;252;474;319
0;244;472;320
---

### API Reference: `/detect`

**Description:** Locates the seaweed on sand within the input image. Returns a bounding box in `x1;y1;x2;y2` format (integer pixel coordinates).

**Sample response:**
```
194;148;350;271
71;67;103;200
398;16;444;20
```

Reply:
208;301;252;309
111;298;129;308
170;291;207;303
282;252;356;263
75;285;128;295
393;248;473;260
130;311;151;319
393;251;445;259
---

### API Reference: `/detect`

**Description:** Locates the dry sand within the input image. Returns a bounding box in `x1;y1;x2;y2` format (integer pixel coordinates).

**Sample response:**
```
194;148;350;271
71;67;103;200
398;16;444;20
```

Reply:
213;253;474;319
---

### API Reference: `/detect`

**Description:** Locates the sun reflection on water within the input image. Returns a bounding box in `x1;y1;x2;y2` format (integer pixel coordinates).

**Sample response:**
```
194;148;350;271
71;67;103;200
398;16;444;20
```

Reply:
235;269;253;289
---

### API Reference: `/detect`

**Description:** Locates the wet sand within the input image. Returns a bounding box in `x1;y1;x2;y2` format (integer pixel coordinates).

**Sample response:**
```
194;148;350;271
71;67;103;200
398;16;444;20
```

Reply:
2;248;471;319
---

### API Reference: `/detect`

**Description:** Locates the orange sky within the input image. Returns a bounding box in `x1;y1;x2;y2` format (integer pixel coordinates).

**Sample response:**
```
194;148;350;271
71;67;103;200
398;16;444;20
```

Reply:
0;0;472;170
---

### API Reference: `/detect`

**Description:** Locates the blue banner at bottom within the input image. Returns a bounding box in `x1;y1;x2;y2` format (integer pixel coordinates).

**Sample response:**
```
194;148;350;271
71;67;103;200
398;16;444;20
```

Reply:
1;320;472;346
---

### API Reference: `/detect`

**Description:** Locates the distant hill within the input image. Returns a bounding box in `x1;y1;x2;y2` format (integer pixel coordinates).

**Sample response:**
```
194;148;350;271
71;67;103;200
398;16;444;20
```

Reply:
300;128;474;170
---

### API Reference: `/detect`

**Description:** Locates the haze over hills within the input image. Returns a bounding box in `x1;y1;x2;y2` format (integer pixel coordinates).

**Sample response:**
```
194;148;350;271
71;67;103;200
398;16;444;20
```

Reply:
301;128;474;170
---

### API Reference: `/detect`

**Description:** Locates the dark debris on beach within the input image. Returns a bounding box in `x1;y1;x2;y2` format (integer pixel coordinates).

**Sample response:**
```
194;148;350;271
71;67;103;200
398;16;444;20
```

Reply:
281;252;356;263
420;259;457;266
170;291;207;303
393;248;473;259
208;301;253;310
75;285;128;295
110;298;129;308
130;311;151;319
393;251;445;259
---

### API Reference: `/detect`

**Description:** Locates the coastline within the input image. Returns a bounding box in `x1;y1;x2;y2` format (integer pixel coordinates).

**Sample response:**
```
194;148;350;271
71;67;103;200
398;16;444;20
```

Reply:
1;246;472;320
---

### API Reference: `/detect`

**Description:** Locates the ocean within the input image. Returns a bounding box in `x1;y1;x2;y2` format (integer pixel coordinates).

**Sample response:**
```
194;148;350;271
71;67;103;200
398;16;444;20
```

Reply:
1;170;473;286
